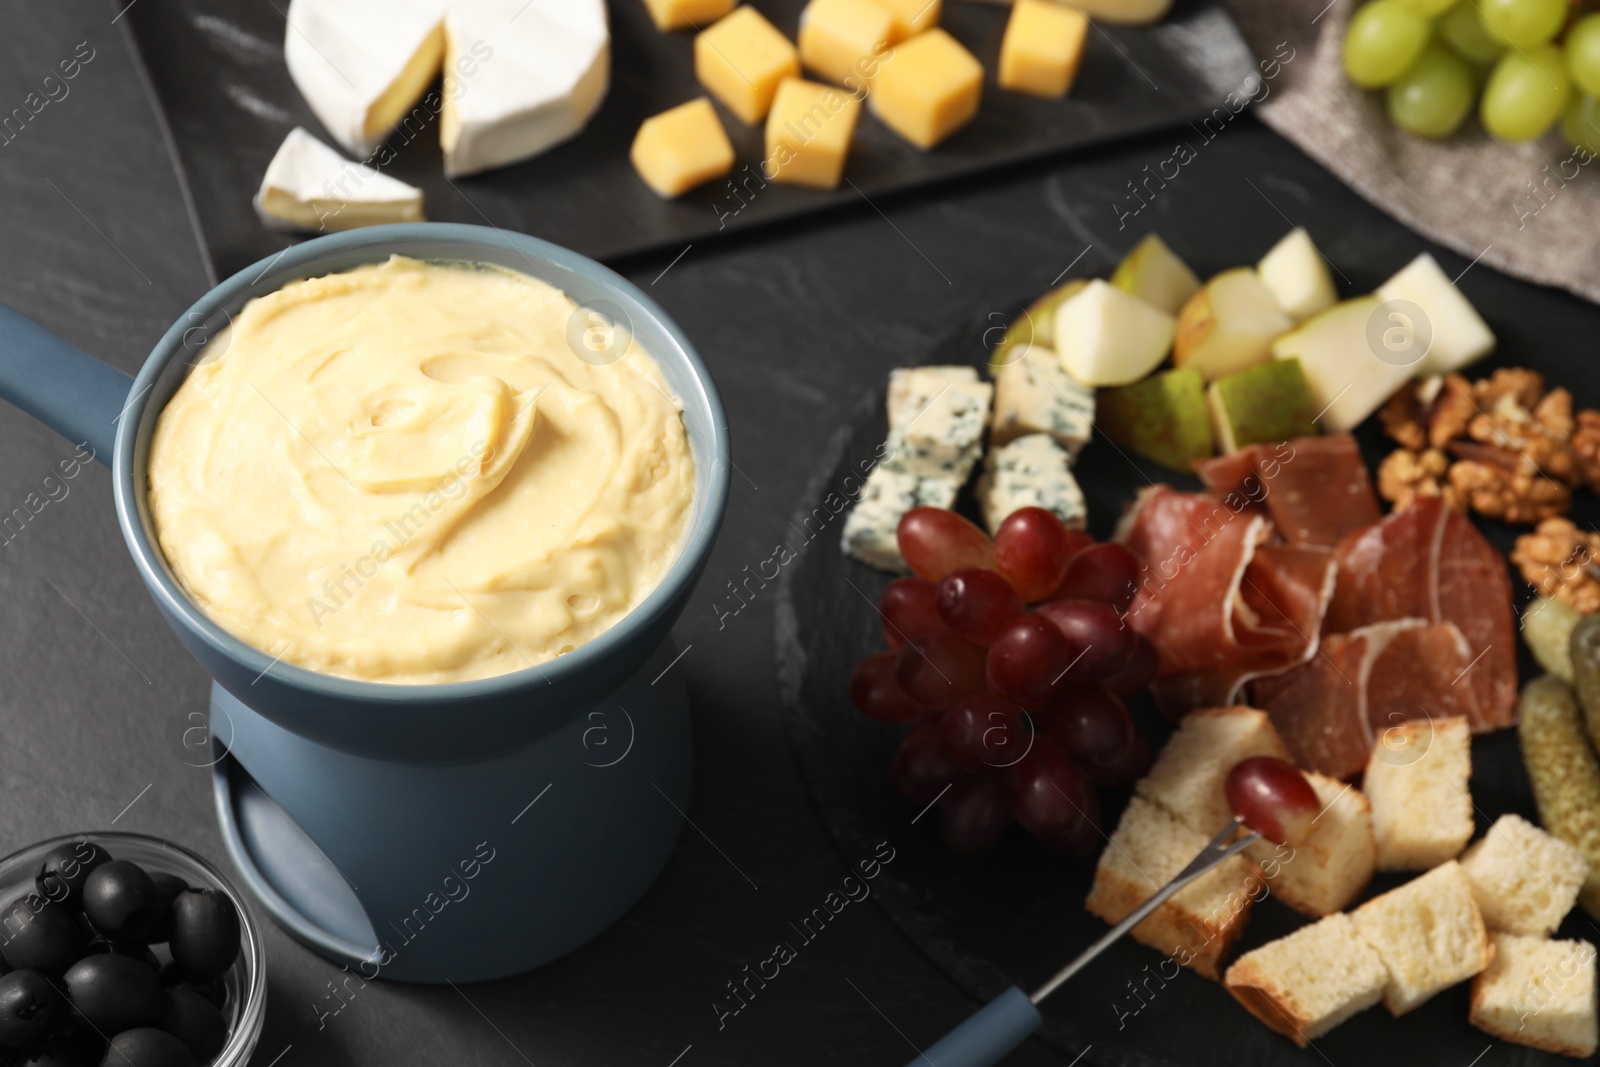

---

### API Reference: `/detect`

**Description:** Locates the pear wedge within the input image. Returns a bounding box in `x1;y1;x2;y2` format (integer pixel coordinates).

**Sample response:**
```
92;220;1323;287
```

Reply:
989;278;1089;374
1208;359;1319;453
1052;279;1176;387
1097;368;1213;470
1270;296;1414;433
1257;229;1337;322
1173;268;1294;382
1375;253;1495;377
1111;234;1201;315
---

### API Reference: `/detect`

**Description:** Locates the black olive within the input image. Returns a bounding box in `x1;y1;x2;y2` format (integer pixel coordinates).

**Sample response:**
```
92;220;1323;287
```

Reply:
18;1028;102;1067
143;876;187;945
165;893;238;980
78;942;160;972
33;844;111;911
82;864;158;943
62;956;164;1034
0;970;67;1049
100;1029;194;1067
0;900;82;975
158;990;224;1063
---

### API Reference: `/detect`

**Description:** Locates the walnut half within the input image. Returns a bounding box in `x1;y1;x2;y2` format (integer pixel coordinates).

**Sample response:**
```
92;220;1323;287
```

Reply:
1512;518;1600;614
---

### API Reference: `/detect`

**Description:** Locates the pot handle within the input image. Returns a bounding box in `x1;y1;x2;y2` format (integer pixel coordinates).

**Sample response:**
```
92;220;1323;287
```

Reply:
0;304;134;467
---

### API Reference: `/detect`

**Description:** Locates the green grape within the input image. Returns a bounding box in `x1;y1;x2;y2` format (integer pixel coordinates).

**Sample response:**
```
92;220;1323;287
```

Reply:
1440;1;1506;64
1567;14;1600;97
1561;93;1600;152
1477;0;1565;47
1397;0;1456;15
1481;44;1572;140
1344;0;1433;88
1388;41;1477;136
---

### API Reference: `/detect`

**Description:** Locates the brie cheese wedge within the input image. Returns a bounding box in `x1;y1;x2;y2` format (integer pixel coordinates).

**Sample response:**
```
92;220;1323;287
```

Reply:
255;127;425;232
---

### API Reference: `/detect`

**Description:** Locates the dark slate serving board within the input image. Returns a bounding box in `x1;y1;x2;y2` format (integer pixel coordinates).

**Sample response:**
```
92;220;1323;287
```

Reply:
774;296;1595;1065
123;0;1257;279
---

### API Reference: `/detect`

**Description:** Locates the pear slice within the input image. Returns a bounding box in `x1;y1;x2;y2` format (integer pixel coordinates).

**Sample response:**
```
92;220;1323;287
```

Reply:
1270;296;1414;434
1257;229;1337;322
1173;268;1294;382
1111;234;1201;315
1207;359;1319;453
989;278;1089;374
1052;279;1176;387
1375;253;1495;377
1097;367;1213;470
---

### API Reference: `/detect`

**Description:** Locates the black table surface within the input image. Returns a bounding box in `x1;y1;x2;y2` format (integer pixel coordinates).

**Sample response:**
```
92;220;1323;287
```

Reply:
2;3;1591;1067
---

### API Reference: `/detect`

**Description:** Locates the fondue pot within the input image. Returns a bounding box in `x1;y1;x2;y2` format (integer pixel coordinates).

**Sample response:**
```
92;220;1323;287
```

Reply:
0;224;730;982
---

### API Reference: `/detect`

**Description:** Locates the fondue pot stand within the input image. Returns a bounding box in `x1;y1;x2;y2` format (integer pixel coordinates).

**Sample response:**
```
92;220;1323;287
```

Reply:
0;224;731;982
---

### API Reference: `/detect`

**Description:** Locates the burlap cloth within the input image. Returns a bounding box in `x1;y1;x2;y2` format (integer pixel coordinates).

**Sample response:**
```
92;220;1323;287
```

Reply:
1227;0;1600;303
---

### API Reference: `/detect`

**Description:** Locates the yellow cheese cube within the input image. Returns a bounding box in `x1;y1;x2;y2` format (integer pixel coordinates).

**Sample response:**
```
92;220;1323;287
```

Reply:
999;0;1088;98
695;7;801;125
630;98;736;199
869;28;983;149
642;0;738;32
764;77;862;189
799;0;896;89
876;0;941;41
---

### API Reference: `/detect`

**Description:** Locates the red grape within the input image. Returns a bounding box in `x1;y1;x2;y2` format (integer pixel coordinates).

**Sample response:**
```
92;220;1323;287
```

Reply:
939;694;1030;770
994;508;1078;602
1099;633;1158;698
1034;682;1143;786
890;718;968;804
849;652;928;724
936;568;1024;645
1091;728;1152;787
1049;543;1142;612
1004;736;1099;845
938;773;1013;856
895;631;987;710
898;507;996;582
986;615;1074;708
1225;757;1320;845
1034;598;1134;679
878;577;943;649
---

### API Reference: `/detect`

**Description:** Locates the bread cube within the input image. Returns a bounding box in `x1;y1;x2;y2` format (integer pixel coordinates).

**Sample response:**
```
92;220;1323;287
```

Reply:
1224;913;1389;1046
630;98;736;199
1248;772;1375;917
887;365;980;430
643;0;736;32
868;29;982;149
1362;716;1473;871
798;0;894;89
1350;860;1493;1015
1086;796;1264;980
1470;933;1597;1058
695;8;801;125
1135;707;1292;839
765;78;862;189
991;344;1094;457
999;0;1088;99
876;0;941;41
1460;814;1588;937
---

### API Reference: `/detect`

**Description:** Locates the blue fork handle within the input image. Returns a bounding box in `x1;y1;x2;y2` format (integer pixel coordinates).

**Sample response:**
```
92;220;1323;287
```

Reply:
907;986;1042;1067
0;303;133;465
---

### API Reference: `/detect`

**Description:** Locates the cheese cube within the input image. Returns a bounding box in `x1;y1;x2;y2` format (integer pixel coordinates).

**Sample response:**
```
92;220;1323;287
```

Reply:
765;78;862;189
799;0;895;89
643;0;737;32
630;98;736;199
882;377;991;480
695;7;800;125
876;0;941;41
869;28;982;149
841;465;960;571
1470;934;1598;1058
888;365;979;429
999;0;1088;98
976;434;1085;533
991;345;1094;457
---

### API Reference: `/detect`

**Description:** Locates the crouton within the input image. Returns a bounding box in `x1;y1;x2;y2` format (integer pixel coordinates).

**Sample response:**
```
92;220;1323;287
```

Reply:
1248;772;1376;917
1460;814;1588;937
1350;860;1494;1015
1086;796;1263;981
1136;707;1292;837
1362;716;1474;871
1224;913;1389;1046
1469;933;1597;1058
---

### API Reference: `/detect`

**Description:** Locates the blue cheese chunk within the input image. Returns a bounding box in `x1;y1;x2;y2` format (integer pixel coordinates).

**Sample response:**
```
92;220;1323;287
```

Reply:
977;433;1086;534
882;379;992;481
992;345;1094;459
841;466;962;572
887;365;980;429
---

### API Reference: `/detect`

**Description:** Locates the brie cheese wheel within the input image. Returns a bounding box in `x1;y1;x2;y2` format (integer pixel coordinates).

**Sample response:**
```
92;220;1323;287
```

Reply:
282;0;609;176
255;127;425;232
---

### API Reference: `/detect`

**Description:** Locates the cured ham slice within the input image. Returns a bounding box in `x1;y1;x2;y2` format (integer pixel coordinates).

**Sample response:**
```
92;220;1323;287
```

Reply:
1195;436;1380;549
1253;619;1483;778
1325;495;1516;730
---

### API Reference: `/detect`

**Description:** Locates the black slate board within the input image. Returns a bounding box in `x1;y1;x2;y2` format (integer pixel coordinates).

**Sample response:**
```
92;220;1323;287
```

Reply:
774;295;1597;1065
123;0;1256;279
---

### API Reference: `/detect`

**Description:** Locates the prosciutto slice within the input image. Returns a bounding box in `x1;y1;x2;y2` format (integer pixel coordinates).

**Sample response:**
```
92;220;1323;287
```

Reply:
1195;436;1380;549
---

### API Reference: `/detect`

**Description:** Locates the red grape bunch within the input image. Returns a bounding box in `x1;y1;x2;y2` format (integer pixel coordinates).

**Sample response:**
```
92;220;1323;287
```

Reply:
848;506;1159;857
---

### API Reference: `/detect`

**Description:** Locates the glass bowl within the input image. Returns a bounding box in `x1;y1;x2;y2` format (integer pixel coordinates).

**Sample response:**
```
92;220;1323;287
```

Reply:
0;831;265;1066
